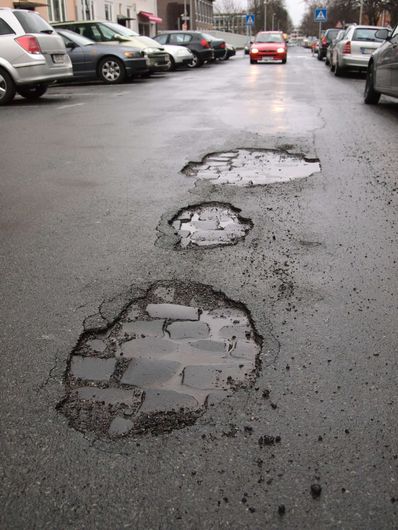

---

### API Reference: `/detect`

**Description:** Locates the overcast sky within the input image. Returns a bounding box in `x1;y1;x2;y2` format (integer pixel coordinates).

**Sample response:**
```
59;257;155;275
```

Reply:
285;0;306;26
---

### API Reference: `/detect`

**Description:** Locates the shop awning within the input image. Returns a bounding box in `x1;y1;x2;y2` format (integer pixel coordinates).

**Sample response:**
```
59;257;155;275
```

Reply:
13;1;48;7
138;11;162;24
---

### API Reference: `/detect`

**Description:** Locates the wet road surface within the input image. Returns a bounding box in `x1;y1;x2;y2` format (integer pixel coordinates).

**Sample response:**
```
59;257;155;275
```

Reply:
1;47;397;529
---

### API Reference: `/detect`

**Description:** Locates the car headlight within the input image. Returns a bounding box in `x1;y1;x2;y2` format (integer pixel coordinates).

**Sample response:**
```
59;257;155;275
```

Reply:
251;47;259;53
123;51;141;58
277;47;285;53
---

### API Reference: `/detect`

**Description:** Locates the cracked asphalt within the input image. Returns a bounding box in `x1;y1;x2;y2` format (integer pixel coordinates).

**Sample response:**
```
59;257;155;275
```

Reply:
1;48;397;529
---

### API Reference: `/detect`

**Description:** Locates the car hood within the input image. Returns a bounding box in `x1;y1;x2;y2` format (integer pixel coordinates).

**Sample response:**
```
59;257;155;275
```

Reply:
253;42;285;50
162;44;193;55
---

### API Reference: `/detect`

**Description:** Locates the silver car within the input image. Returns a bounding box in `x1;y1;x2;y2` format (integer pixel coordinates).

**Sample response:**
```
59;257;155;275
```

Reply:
364;24;398;104
0;8;73;105
331;24;388;77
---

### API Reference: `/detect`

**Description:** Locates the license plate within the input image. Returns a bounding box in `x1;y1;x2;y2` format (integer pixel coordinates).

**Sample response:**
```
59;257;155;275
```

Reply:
52;54;65;64
361;48;373;54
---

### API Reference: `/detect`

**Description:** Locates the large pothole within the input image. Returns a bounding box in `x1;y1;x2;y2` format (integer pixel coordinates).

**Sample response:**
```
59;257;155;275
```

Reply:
182;148;320;186
58;282;262;437
170;203;252;249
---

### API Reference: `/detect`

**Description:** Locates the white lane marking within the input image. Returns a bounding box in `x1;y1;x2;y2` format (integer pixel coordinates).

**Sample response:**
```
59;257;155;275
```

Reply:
57;102;85;110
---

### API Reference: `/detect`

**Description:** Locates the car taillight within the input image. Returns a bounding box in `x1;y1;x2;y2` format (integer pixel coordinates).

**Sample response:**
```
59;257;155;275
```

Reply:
322;36;327;45
15;35;41;54
220;42;225;48
200;38;210;48
343;41;351;54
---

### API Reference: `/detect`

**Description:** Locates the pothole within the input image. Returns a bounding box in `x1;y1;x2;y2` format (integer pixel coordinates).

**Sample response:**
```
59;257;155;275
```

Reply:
170;203;252;249
182;148;320;186
58;282;262;437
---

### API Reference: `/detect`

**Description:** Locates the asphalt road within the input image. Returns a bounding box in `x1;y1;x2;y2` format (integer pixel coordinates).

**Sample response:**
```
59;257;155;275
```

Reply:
1;47;397;529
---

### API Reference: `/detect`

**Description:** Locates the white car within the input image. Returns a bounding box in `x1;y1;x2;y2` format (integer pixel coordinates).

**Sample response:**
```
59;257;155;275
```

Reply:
162;44;193;70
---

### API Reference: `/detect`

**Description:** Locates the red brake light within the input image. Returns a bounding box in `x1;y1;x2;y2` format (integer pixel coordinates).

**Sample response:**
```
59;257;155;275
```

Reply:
200;38;210;48
15;35;41;54
343;41;351;54
220;42;225;48
322;36;327;45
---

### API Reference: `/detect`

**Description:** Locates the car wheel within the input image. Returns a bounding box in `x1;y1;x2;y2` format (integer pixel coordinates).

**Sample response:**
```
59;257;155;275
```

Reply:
317;51;323;61
98;57;126;84
282;58;287;64
167;55;176;71
334;59;343;77
17;84;48;100
325;56;330;66
364;62;381;105
250;58;257;64
0;67;16;106
187;53;202;68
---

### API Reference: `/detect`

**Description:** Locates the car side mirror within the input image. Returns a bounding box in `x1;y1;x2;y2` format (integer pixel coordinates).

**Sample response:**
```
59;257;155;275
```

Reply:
375;28;390;40
66;41;77;49
113;34;129;41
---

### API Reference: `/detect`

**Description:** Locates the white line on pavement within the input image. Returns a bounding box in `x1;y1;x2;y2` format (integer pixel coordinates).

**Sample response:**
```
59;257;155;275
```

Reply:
57;102;85;110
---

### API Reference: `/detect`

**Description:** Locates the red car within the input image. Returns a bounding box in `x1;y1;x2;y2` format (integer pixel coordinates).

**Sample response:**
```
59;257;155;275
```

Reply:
250;31;287;64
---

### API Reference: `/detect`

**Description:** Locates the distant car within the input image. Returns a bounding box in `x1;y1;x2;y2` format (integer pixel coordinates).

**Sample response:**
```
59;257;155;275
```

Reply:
222;43;236;60
326;29;346;66
331;24;388;76
364;25;398;104
154;31;215;67
53;21;170;73
56;29;148;83
249;31;287;64
317;28;341;60
0;7;72;105
244;38;254;54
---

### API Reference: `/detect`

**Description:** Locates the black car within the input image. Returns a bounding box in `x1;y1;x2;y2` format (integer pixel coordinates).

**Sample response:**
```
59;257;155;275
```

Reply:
53;21;170;74
201;33;227;60
318;28;341;61
154;31;214;68
56;29;148;83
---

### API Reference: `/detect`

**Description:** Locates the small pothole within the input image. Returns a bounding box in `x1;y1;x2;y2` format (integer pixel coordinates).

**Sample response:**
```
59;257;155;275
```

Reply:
182;148;320;186
58;282;262;437
170;203;252;249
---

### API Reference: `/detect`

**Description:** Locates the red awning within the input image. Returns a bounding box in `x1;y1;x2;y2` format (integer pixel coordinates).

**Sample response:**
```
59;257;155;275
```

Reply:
138;11;162;24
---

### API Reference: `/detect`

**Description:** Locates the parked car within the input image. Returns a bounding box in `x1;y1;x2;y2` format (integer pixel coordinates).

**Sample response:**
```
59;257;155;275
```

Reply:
0;8;72;105
326;29;346;66
200;33;227;60
331;24;388;76
364;25;398;104
311;39;319;55
249;31;287;64
56;29;148;83
53;21;170;73
317;28;341;61
244;38;254;55
222;43;236;60
154;31;214;68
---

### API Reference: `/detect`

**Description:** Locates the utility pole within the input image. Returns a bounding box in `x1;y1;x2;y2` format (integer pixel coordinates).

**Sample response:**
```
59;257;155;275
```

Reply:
359;0;363;24
263;0;267;31
272;12;275;30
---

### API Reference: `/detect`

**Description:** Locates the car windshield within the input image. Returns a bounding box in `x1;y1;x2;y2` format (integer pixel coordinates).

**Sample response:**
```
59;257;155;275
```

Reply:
102;22;139;37
59;30;93;46
353;28;384;42
14;10;54;33
255;33;283;43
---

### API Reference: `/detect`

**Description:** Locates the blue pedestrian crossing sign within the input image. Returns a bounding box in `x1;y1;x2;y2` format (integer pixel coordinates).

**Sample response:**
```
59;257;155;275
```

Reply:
314;8;327;22
246;14;255;26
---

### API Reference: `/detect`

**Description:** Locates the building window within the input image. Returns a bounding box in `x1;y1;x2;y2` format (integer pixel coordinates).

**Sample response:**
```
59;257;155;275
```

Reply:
81;0;94;20
48;0;66;22
105;2;113;21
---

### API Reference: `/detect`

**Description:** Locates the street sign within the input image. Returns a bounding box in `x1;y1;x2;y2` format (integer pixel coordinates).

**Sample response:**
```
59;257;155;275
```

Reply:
246;14;255;26
314;8;327;22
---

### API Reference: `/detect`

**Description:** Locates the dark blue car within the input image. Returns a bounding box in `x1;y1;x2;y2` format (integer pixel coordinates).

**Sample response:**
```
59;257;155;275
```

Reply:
56;29;149;84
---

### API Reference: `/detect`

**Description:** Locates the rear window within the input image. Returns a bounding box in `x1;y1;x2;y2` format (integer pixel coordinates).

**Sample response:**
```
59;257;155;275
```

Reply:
13;10;54;33
326;29;340;41
353;28;384;42
0;18;15;35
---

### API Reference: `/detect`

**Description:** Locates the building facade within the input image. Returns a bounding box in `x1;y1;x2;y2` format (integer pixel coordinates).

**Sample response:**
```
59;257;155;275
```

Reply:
213;12;246;34
157;0;214;31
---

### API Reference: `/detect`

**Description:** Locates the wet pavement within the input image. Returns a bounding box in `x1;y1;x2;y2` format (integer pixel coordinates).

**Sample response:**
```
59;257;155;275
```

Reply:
1;48;397;529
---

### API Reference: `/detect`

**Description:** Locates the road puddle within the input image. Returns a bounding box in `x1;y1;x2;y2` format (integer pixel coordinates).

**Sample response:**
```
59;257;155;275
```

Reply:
58;282;262;437
171;203;252;248
182;149;320;186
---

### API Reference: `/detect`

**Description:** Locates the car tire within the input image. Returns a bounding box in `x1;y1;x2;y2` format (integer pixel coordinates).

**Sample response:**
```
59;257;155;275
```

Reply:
282;58;287;64
325;56;330;66
317;51;323;60
0;67;16;106
98;57;126;84
17;84;48;100
364;62;381;105
187;53;203;68
334;59;343;77
167;55;176;71
250;58;257;64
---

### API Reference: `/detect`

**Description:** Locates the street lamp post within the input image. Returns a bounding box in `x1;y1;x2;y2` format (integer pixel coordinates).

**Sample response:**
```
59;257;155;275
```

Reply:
272;12;276;30
359;0;363;24
263;0;267;31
